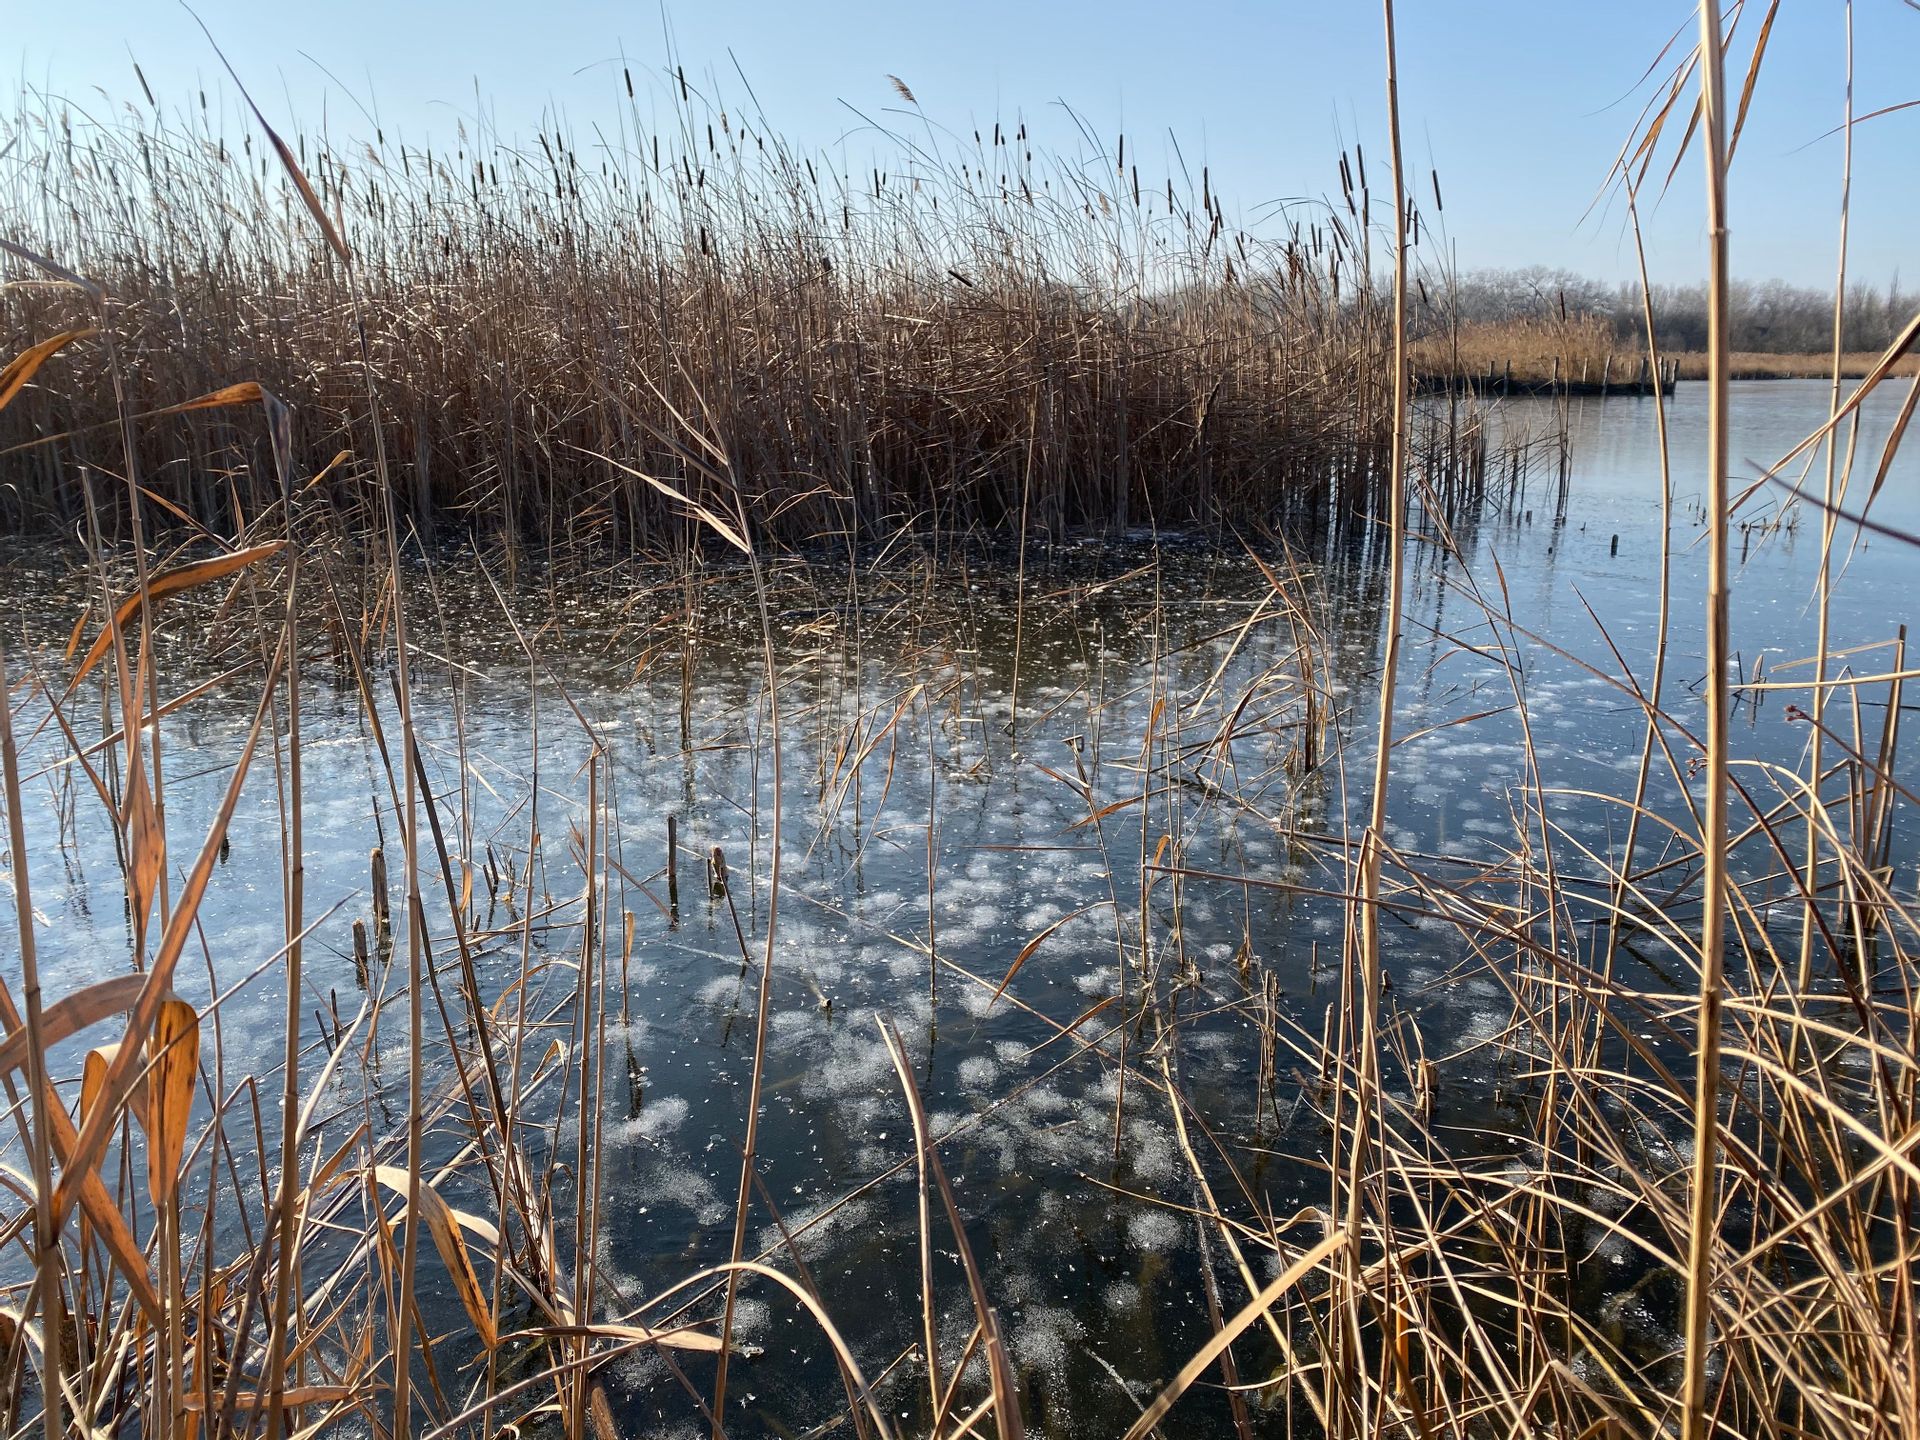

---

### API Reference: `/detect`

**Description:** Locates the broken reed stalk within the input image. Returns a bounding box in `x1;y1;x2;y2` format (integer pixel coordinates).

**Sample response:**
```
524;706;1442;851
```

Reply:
1680;3;1734;1437
1799;0;1854;989
1599;175;1675;1012
1007;408;1038;741
666;813;680;918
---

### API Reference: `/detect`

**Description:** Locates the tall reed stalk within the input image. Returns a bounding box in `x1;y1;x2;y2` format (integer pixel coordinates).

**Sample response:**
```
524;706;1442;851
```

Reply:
1680;3;1734;1436
1332;4;1411;1429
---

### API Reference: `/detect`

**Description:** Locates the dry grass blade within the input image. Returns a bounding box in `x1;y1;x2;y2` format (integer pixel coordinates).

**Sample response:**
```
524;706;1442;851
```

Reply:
181;13;350;265
1726;0;1781;165
0;237;102;299
0;379;288;461
580;447;751;555
992;904;1106;1004
0;977;144;1080
1859;370;1920;520
1119;1229;1347;1440
78;1044;123;1166
181;1385;358;1413
546;1322;723;1355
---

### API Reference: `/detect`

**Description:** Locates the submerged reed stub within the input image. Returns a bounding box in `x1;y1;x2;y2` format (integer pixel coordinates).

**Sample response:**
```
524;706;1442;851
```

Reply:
666;813;680;914
369;843;390;935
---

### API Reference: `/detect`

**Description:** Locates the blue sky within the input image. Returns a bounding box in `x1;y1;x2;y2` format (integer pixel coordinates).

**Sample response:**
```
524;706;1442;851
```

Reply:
9;1;1916;288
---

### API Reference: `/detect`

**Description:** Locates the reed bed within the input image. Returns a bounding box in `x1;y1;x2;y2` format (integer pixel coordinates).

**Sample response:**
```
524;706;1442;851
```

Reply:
1412;315;1624;391
0;59;1481;545
0;6;1918;1440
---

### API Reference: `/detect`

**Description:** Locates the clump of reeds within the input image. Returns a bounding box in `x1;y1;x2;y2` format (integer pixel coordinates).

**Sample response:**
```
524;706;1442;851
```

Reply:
1412;313;1620;390
1200;9;1920;1440
0;62;1479;548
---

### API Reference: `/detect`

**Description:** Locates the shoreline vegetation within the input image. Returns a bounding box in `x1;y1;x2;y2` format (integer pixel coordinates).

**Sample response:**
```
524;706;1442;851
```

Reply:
1670;348;1920;379
1;7;1919;1440
1412;315;1920;393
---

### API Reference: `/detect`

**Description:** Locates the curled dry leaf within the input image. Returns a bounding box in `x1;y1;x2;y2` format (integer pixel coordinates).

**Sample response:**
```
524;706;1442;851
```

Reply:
370;1166;500;1350
0;329;96;413
143;993;200;1208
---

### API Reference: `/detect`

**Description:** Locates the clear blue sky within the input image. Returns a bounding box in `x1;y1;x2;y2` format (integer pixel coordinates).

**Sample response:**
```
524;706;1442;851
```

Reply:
9;1;1916;288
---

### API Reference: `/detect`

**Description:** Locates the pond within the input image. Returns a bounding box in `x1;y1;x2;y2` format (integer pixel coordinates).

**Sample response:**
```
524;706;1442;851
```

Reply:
2;378;1915;1437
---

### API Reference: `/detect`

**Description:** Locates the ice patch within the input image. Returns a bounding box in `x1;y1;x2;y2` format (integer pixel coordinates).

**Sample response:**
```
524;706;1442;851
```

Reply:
957;1055;1001;1092
618;1095;689;1144
1127;1207;1183;1253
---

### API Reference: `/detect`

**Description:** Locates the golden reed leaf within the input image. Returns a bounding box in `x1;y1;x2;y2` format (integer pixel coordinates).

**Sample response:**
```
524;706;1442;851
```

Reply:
70;542;286;687
0;329;95;413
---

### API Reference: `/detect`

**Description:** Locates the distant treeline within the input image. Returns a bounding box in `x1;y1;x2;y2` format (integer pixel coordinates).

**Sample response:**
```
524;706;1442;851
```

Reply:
1435;265;1910;355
